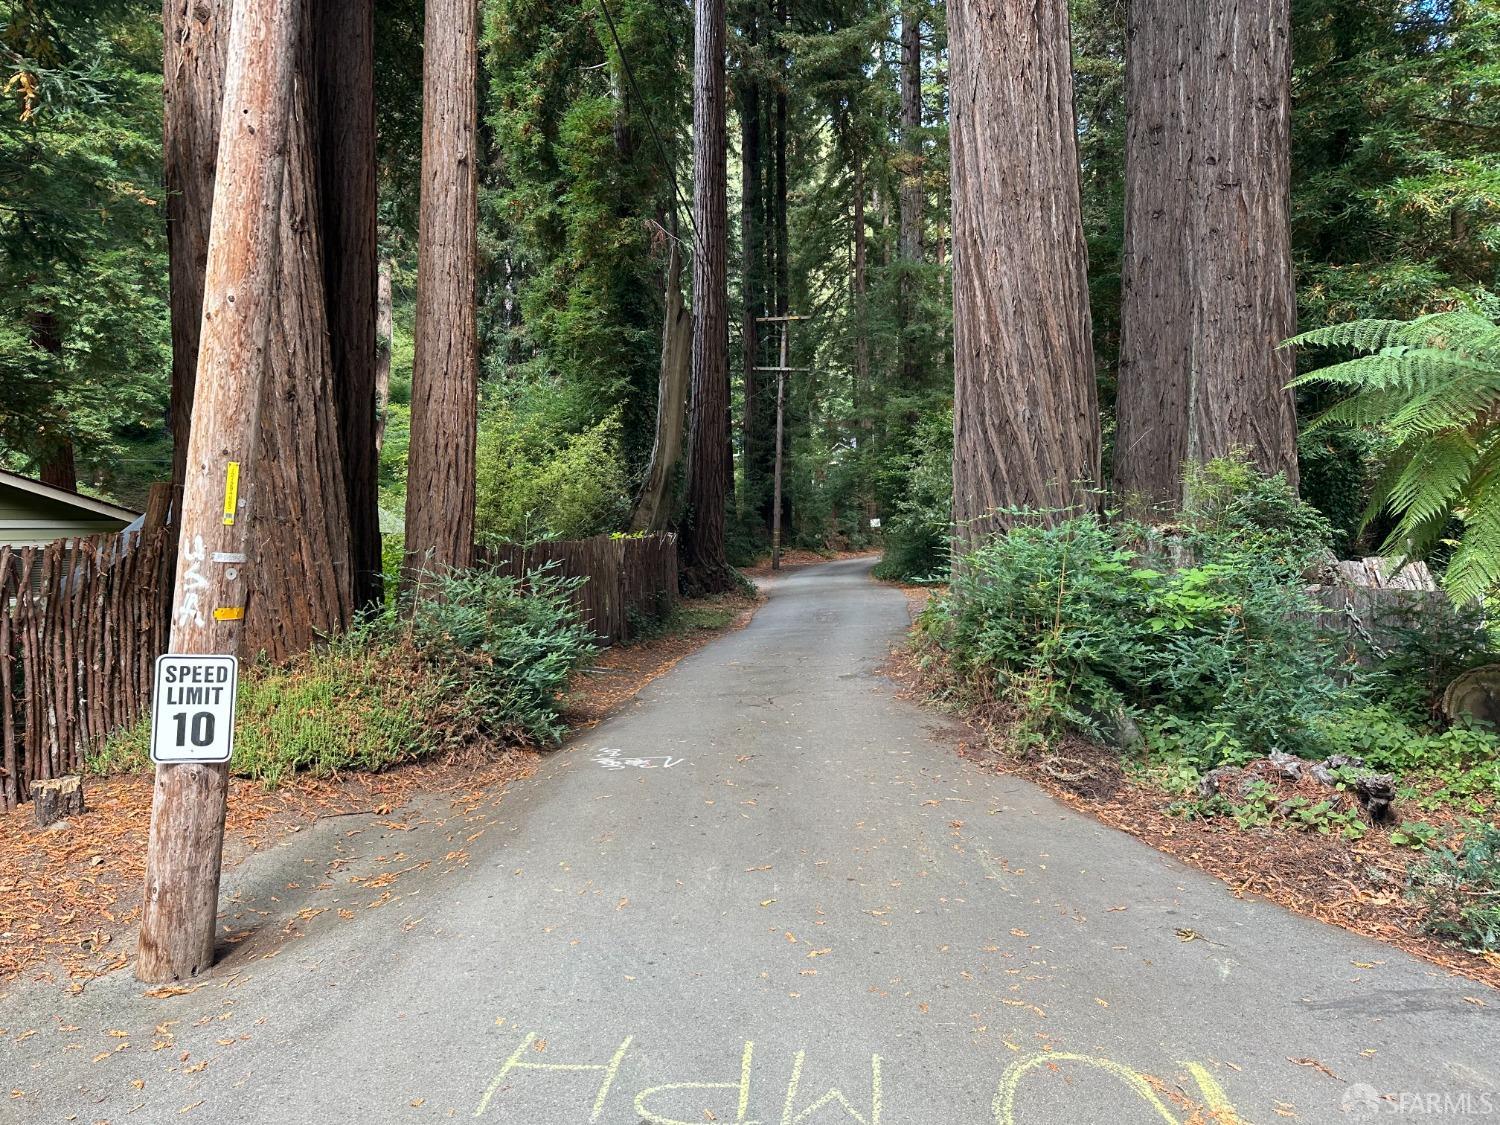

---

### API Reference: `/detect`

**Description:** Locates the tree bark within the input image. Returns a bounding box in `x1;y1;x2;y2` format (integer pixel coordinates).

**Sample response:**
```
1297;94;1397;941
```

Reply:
38;440;76;493
315;0;382;609
139;0;298;983
631;240;691;533
244;25;355;661
897;3;924;387
1185;0;1299;491
163;0;363;660
948;0;1100;550
1112;0;1190;511
1113;0;1299;512
402;0;479;590
739;14;762;514
682;0;736;593
163;0;229;499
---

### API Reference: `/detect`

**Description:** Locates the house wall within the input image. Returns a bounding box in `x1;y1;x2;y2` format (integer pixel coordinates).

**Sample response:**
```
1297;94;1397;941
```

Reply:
0;486;131;548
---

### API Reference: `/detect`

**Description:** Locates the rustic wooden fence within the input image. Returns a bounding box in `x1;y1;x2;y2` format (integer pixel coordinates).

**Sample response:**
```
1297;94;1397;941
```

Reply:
0;529;677;809
0;528;172;810
476;533;678;644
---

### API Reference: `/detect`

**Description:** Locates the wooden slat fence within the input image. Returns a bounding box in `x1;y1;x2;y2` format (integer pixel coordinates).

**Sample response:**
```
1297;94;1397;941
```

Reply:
0;529;675;808
476;533;678;645
0;528;172;810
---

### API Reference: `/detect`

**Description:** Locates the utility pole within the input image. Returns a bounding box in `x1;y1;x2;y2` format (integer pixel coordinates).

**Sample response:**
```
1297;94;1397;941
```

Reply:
755;314;810;570
137;0;299;983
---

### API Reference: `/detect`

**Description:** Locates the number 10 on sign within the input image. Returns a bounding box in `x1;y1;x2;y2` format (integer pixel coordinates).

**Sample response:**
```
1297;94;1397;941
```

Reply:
150;654;239;764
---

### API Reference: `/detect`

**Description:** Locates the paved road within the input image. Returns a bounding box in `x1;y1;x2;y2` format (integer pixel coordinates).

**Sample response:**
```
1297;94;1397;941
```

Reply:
4;558;1497;1124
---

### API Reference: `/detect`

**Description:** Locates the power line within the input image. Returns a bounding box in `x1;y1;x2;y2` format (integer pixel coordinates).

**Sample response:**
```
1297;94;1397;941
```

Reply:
595;0;698;246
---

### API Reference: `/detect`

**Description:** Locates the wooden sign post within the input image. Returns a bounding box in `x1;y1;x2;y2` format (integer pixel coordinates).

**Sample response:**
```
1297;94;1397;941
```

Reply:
754;314;810;571
136;0;299;983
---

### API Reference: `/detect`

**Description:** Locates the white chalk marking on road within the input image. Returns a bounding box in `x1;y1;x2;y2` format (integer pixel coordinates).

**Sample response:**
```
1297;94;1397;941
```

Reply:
592;747;685;771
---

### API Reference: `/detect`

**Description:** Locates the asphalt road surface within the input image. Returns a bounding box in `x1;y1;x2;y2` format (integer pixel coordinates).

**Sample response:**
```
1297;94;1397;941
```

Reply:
4;557;1497;1124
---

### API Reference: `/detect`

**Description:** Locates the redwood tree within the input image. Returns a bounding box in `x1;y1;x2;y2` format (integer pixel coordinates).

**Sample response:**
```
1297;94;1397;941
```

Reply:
162;0;362;661
681;0;737;593
315;0;382;608
402;0;479;589
948;0;1100;549
1113;0;1299;511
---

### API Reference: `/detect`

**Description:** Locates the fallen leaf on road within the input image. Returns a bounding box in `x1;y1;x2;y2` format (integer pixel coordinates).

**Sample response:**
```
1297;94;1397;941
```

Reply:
145;984;199;999
807;948;831;958
746;865;772;872
1288;1057;1339;1081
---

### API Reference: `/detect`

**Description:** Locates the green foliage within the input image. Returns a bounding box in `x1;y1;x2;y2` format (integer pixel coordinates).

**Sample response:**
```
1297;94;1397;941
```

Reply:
1292;310;1500;603
872;410;952;582
917;468;1350;760
482;0;685;472
0;1;169;485
1390;820;1442;850
475;397;630;543
1408;821;1500;952
92;567;597;783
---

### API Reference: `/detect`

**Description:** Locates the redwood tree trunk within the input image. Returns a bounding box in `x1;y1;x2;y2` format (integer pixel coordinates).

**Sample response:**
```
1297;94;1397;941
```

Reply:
1186;0;1299;490
1112;0;1190;512
631;239;691;533
682;0;735;594
897;3;924;387
164;0;357;662
739;16;761;514
244;20;355;661
402;0;479;589
948;0;1100;549
315;0;382;608
1113;0;1299;511
163;0;229;497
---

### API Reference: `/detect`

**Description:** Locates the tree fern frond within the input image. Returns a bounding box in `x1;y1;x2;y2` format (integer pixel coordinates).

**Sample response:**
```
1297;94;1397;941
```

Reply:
1381;432;1477;528
1299;310;1500;601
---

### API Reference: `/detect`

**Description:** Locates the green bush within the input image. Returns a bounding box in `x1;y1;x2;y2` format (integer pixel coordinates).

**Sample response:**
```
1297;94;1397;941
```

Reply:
395;564;597;745
1408;822;1500;953
90;567;597;785
916;464;1350;761
475;398;630;543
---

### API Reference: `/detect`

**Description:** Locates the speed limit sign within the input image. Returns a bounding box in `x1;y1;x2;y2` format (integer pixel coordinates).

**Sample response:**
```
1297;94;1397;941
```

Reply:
150;654;239;764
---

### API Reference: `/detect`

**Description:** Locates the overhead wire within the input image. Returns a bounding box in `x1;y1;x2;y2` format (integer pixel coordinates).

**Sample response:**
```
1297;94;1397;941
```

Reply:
595;0;699;246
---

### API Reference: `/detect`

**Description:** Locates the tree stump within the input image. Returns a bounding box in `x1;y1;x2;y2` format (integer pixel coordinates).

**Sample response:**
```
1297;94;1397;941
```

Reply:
33;775;85;827
1443;664;1500;728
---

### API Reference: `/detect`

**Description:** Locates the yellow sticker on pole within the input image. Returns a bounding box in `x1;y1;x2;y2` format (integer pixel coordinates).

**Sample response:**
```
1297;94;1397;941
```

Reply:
222;461;240;525
213;606;244;621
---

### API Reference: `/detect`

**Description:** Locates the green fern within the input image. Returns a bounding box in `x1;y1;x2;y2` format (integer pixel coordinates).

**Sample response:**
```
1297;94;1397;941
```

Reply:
1291;310;1500;604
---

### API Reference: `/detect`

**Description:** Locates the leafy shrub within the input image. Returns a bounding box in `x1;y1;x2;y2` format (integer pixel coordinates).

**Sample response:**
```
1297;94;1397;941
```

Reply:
917;502;1351;762
916;464;1356;762
395;565;597;745
91;567;597;785
91;640;463;786
475;398;630;543
1408;822;1500;952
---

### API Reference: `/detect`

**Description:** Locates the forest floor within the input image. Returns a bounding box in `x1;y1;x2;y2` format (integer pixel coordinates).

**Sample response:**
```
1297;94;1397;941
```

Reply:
883;585;1500;990
0;589;759;990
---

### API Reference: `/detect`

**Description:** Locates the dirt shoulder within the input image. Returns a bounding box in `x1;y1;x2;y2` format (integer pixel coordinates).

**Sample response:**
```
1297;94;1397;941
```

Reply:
884;643;1500;991
0;590;760;990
